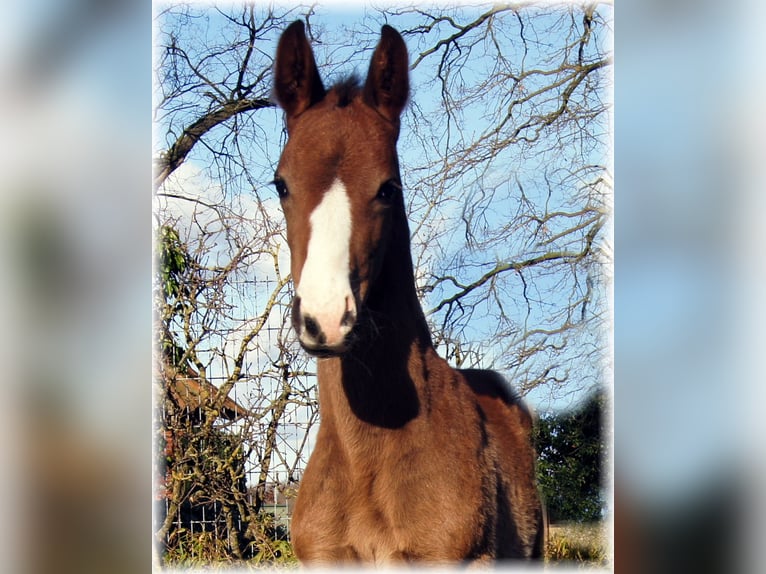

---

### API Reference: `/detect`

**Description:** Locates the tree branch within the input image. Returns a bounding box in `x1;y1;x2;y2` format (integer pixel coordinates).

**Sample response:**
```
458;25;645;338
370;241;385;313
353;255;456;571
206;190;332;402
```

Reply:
154;97;274;191
427;248;590;316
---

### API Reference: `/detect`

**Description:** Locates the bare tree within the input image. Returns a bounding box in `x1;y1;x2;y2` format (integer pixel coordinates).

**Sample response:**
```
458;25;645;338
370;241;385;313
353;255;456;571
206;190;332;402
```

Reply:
153;1;612;564
386;3;613;401
153;7;321;563
153;211;312;561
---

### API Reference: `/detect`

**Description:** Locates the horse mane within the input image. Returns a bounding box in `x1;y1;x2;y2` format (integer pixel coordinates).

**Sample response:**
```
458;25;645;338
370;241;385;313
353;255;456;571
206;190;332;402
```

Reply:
331;74;362;108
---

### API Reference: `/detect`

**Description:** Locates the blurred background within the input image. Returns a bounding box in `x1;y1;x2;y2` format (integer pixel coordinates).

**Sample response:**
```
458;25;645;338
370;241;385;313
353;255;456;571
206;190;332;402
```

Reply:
0;1;149;573
0;0;764;572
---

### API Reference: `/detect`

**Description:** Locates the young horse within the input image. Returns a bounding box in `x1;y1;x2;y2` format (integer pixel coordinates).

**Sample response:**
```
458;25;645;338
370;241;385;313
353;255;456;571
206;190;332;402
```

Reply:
272;21;544;564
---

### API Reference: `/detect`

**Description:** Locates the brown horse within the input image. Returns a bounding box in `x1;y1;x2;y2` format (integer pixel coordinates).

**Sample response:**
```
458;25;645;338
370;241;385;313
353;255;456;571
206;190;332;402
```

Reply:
271;21;544;565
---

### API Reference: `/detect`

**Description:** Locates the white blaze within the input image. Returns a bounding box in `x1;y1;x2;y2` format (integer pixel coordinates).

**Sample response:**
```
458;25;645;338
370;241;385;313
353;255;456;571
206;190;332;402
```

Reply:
296;179;355;344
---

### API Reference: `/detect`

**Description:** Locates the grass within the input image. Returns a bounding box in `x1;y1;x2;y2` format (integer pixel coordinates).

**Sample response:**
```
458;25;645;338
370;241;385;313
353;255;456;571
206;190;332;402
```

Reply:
546;521;611;568
163;521;610;569
161;524;299;570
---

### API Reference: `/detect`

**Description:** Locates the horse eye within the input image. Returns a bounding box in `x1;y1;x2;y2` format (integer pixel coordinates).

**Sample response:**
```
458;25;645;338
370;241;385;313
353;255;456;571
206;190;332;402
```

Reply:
272;177;289;199
376;180;400;203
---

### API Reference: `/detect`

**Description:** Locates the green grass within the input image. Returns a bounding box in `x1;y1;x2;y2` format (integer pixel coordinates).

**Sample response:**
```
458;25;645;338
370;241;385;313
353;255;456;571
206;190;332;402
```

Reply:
546;521;610;568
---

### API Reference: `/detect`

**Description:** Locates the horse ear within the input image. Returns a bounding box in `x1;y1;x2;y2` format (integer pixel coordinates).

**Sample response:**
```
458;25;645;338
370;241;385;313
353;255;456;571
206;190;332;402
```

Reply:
363;25;409;123
274;21;325;121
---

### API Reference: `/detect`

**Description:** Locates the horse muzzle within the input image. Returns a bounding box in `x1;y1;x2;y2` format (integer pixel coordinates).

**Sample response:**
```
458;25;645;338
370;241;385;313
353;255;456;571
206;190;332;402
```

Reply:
292;294;357;355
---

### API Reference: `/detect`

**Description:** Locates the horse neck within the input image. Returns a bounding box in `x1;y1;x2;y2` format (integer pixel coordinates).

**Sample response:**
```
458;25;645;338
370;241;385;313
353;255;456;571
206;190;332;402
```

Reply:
316;204;435;437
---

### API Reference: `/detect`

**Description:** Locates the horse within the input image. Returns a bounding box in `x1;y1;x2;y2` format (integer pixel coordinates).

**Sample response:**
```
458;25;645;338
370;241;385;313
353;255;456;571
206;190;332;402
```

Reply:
271;20;544;565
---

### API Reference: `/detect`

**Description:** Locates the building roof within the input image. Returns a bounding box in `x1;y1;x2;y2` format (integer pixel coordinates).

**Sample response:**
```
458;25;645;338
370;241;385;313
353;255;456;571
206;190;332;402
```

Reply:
159;360;250;421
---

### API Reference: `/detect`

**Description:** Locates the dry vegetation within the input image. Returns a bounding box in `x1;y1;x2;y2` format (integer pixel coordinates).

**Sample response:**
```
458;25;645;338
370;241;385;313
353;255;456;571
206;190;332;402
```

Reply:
546;521;610;568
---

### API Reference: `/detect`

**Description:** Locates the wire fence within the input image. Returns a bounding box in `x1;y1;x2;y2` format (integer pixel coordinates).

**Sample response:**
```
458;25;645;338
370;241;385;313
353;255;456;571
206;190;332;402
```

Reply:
154;274;319;564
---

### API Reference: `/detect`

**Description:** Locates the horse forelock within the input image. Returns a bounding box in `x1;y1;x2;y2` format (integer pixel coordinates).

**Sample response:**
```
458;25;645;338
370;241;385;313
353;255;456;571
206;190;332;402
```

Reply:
331;75;362;108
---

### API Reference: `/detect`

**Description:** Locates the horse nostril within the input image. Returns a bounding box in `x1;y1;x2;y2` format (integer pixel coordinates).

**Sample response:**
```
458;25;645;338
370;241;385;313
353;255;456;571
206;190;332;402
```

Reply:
341;295;356;327
340;309;355;327
303;314;324;342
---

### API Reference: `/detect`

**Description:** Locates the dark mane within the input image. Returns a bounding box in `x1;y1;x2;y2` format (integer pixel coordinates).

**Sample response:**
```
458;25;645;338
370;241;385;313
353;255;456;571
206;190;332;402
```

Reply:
332;74;361;108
